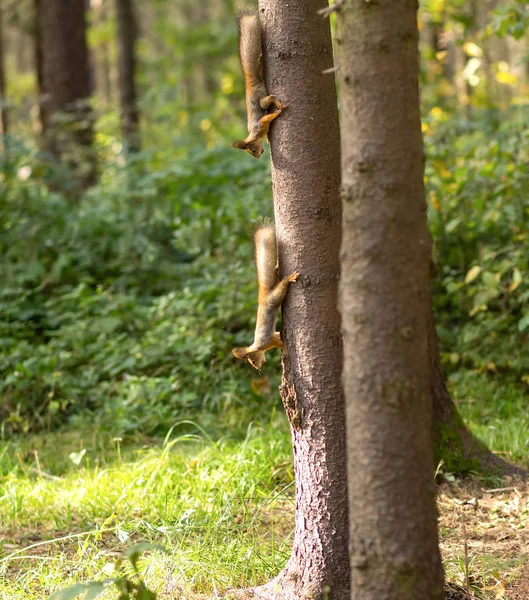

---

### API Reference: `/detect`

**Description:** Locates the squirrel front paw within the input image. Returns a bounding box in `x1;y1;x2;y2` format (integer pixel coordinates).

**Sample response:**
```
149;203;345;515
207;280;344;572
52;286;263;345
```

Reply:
288;271;300;283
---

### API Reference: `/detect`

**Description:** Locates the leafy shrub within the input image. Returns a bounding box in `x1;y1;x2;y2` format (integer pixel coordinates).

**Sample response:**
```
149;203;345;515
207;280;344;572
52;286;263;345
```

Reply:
0;140;281;435
425;106;529;378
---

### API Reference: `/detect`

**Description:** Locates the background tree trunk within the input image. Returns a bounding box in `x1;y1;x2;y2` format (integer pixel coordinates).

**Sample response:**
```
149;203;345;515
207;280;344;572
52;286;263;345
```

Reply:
428;302;526;477
239;1;350;598
33;0;49;135
116;0;140;153
0;0;8;147
39;0;95;187
337;1;445;598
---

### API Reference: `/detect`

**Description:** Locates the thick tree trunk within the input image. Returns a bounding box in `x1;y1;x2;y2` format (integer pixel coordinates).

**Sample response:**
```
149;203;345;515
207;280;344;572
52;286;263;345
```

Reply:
39;0;95;187
236;1;350;598
337;2;445;599
116;0;140;153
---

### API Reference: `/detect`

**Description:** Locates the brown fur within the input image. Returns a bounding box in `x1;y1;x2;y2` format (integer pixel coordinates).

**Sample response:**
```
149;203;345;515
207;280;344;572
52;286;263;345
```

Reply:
232;225;299;370
231;11;286;159
236;12;264;89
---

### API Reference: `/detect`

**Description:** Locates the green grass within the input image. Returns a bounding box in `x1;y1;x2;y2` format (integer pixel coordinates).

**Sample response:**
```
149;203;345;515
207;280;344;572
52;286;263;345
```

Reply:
0;414;294;599
0;369;527;599
448;370;529;466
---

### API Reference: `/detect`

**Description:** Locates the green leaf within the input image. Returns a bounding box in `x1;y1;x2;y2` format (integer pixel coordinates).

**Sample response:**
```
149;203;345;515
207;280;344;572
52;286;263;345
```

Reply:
137;583;157;600
123;542;166;570
117;527;130;543
482;271;498;288
445;217;462;233
465;265;481;284
49;582;105;600
69;449;87;466
518;315;529;332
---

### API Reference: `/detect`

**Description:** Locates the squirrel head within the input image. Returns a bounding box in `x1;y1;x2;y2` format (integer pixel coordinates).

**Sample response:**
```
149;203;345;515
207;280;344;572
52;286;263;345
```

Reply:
232;347;266;369
231;138;264;158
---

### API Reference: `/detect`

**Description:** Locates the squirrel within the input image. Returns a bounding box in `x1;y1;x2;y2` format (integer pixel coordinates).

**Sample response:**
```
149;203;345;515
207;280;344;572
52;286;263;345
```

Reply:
231;11;286;158
232;223;299;369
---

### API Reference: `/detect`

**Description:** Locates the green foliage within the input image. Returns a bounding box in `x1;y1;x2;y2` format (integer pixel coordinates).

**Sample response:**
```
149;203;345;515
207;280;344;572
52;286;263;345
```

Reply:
425;106;529;382
0;139;279;435
1;421;293;599
449;370;529;462
491;0;529;40
49;543;164;600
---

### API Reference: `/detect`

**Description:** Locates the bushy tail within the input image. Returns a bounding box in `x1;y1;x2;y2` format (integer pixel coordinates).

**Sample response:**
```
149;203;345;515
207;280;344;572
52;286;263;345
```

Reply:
236;11;264;88
254;222;277;294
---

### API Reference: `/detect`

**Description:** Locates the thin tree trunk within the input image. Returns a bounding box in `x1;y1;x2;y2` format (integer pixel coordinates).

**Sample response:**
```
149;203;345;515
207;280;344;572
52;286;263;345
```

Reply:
337;1;444;598
39;0;95;188
33;0;49;135
235;1;350;598
116;0;140;153
0;0;8;147
100;0;112;109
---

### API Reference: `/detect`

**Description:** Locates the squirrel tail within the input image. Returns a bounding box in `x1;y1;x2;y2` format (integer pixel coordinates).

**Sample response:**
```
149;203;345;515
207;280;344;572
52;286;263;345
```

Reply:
236;10;264;88
254;222;277;294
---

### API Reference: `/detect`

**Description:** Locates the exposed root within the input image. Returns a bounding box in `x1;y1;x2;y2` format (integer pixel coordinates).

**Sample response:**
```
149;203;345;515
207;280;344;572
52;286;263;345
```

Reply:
225;563;346;600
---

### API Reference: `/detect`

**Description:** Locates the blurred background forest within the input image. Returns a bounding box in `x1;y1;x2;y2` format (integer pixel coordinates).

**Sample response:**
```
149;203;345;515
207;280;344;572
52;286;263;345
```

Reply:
0;0;528;458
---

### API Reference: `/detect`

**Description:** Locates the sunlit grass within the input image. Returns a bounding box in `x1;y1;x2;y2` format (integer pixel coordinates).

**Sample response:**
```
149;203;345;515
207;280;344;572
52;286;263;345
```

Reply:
0;416;293;599
449;370;529;466
1;369;527;599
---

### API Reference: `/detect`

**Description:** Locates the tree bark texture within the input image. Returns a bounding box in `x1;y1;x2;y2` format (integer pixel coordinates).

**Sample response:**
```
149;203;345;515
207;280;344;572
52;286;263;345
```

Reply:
116;0;140;153
39;0;95;187
243;1;350;598
336;2;445;599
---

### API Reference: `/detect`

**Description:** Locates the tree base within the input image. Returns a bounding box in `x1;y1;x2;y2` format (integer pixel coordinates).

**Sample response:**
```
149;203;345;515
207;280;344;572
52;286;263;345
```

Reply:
436;414;527;479
227;572;476;600
226;561;347;600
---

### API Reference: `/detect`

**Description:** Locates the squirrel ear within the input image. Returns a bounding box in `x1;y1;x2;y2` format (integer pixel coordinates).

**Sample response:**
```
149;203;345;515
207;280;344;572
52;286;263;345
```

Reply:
231;140;248;150
232;347;247;360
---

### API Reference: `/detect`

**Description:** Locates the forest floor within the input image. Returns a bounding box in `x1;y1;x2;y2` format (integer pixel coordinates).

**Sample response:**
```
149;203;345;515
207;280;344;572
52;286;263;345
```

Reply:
1;414;528;600
439;478;529;600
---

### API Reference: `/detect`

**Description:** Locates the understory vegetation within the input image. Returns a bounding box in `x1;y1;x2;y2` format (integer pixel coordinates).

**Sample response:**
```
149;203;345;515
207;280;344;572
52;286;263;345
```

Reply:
2;0;529;596
2;107;528;442
1;106;528;599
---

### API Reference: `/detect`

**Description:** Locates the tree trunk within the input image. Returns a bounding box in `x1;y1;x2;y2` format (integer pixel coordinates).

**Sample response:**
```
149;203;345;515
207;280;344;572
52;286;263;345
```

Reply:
39;0;95;188
236;1;350;598
0;0;8;147
337;1;445;599
428;301;526;477
116;0;140;153
33;0;49;135
100;0;113;109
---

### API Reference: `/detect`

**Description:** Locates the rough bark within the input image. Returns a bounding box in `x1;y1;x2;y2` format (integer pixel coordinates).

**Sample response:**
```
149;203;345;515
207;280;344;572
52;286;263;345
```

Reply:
234;1;350;598
116;0;140;153
336;1;445;599
39;0;95;187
